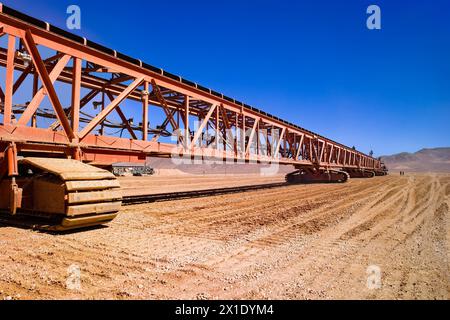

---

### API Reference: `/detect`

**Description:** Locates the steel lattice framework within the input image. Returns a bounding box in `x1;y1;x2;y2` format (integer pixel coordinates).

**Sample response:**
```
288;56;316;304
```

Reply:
0;4;383;174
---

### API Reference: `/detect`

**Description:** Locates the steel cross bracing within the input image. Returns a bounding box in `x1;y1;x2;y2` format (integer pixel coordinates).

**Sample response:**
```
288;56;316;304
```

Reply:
0;4;382;171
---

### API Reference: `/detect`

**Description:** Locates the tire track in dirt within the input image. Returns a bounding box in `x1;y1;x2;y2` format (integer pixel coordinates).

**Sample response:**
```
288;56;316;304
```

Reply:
219;177;412;299
147;177;405;298
326;175;449;299
1;174;448;299
222;175;445;299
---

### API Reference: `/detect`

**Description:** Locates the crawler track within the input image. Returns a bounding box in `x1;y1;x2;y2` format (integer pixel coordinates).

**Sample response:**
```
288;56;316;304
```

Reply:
122;182;289;205
0;181;289;230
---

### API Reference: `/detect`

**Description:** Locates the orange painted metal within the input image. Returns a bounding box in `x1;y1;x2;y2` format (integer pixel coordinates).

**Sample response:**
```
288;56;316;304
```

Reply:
22;30;75;140
3;34;14;124
0;5;384;173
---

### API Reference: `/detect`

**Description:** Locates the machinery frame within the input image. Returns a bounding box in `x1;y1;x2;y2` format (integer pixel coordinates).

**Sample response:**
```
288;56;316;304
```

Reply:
0;4;382;171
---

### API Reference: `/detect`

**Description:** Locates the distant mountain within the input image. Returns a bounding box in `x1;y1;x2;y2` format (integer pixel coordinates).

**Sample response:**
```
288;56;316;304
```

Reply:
381;147;450;172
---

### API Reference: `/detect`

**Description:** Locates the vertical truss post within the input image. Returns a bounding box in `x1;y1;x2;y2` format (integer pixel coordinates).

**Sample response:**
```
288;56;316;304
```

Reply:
142;81;149;141
184;95;190;148
292;136;296;158
198;115;203;148
235;112;239;156
215;106;220;151
71;57;81;136
329;144;332;163
256;120;260;157
3;35;15;125
241;114;246;158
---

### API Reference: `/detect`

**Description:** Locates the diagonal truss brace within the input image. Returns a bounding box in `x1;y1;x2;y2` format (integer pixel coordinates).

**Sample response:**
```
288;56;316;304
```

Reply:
105;91;138;140
18;54;71;126
150;79;179;142
190;104;217;149
78;76;144;140
22;30;75;140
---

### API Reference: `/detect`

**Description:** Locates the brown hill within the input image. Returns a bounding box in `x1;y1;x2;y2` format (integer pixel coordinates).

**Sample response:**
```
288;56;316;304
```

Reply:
381;147;450;172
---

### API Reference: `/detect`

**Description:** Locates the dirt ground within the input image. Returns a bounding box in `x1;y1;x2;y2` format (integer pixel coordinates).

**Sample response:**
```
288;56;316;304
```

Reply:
0;173;449;300
118;174;287;196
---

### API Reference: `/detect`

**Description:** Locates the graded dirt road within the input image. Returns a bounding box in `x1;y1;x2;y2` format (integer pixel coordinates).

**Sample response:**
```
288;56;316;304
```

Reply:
0;173;449;300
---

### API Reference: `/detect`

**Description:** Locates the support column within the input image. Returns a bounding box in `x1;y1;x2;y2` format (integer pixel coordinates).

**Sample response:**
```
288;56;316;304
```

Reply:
4;35;15;125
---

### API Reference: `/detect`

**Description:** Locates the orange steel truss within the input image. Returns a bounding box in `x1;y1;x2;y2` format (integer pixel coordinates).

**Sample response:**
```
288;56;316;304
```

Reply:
0;4;382;172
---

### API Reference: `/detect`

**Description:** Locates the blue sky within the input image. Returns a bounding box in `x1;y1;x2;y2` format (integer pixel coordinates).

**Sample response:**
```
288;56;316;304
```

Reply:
4;0;450;156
